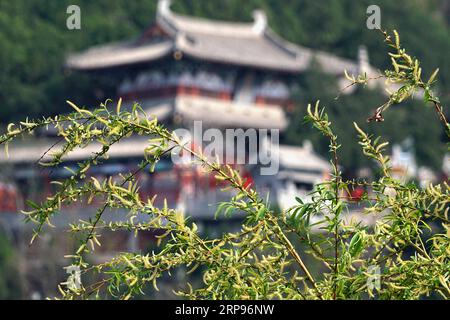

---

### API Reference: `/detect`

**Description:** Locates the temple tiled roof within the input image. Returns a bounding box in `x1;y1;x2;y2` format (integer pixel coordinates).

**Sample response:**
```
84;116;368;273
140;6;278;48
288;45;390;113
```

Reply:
66;40;173;70
276;142;331;173
66;0;375;75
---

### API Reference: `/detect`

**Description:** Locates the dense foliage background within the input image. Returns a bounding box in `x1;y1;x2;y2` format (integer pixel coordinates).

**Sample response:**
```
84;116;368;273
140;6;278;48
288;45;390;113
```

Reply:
0;0;449;170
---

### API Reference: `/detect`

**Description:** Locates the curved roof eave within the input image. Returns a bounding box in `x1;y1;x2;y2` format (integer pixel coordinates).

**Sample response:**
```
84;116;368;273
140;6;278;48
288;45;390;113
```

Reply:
66;40;174;71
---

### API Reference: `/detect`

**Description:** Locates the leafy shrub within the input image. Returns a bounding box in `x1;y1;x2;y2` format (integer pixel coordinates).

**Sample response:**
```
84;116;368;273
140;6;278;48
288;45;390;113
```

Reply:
1;30;449;300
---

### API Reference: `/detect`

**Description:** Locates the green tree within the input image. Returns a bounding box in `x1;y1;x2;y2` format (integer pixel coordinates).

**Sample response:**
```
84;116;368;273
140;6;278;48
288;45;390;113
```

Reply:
1;30;449;300
285;65;446;173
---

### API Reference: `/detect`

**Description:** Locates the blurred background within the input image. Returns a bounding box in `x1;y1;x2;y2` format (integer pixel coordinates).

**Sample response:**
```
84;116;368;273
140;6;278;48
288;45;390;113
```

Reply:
0;0;449;299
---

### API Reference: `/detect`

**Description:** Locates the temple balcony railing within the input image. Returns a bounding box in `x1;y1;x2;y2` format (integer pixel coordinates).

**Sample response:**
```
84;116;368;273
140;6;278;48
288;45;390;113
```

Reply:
118;85;293;109
129;94;289;130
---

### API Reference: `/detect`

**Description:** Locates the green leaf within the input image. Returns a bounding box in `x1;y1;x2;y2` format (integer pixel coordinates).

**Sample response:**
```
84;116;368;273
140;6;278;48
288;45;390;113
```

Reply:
116;97;122;114
349;232;364;257
256;207;266;220
295;197;304;204
428;68;439;84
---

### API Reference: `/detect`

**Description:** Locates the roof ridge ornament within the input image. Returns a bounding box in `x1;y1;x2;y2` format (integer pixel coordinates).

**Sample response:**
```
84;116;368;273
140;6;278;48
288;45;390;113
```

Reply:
252;10;267;35
303;140;313;153
157;0;172;18
358;45;370;75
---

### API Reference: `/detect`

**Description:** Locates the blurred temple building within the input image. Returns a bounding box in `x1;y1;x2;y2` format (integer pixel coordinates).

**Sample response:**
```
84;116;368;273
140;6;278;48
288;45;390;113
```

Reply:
0;0;386;219
0;1;395;296
0;0;411;298
63;0;384;211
